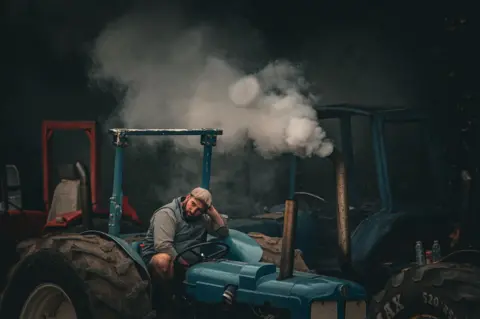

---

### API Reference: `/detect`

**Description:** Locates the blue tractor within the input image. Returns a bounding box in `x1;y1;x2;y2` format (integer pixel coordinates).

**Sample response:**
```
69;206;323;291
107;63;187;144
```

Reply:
0;127;368;319
228;104;457;294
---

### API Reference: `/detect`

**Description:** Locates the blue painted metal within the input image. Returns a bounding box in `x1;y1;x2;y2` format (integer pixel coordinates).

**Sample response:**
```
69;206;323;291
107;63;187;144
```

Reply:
108;128;223;136
200;134;218;190
98;124;369;318
350;210;405;274
207;229;264;263
317;105;399;212
226;218;283;237
233;106;435;275
202;144;213;189
107;128;223;235
109;145;125;236
316;105;375;117
372;114;392;212
228;208;328;268
375;115;392;212
371;115;392;212
184;261;366;319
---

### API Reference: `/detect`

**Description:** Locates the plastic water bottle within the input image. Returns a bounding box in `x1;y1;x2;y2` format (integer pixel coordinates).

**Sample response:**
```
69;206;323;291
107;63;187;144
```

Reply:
415;241;426;266
432;240;442;262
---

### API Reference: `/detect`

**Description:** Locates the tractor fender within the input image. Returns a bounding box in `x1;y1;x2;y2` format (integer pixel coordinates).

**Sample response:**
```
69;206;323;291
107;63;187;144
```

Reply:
350;210;406;273
351;208;453;276
207;229;264;263
81;230;150;282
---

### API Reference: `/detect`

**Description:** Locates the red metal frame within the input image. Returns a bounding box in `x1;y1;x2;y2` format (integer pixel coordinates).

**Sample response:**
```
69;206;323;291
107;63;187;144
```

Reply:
41;120;141;226
42;121;99;212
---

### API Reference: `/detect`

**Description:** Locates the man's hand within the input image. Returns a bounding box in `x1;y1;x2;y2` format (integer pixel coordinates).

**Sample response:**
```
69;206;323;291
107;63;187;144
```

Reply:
207;205;229;238
207;206;225;226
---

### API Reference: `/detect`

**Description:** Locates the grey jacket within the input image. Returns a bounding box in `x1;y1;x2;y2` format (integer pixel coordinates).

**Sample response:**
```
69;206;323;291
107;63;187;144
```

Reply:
141;197;228;263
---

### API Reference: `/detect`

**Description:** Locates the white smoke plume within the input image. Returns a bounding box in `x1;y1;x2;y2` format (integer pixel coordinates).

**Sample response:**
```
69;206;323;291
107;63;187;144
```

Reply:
89;6;333;214
90;9;333;158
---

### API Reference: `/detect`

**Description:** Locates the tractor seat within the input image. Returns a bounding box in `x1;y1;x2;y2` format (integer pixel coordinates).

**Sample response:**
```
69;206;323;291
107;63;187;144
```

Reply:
47;164;83;222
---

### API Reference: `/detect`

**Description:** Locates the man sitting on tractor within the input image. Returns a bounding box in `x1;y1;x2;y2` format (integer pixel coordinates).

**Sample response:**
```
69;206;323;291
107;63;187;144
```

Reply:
141;187;229;316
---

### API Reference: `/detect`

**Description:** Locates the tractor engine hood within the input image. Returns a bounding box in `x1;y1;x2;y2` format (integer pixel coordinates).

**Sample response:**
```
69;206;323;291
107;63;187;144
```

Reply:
184;261;366;316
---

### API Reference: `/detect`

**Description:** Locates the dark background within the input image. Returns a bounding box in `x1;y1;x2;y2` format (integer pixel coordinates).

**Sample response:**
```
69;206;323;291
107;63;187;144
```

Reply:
1;0;478;222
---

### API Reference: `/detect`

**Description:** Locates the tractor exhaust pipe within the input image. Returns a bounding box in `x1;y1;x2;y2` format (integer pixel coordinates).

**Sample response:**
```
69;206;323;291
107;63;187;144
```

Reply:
278;156;298;280
75;162;93;230
329;148;351;268
278;199;297;280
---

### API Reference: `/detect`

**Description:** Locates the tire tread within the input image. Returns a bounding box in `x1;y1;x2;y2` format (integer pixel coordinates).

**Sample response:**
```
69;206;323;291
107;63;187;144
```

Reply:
2;233;150;319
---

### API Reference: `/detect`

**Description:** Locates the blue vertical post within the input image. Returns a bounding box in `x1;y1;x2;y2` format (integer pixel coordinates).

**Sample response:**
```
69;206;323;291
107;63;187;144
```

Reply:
200;134;217;190
376;116;392;212
109;133;127;236
288;155;297;199
371;116;388;212
371;115;392;213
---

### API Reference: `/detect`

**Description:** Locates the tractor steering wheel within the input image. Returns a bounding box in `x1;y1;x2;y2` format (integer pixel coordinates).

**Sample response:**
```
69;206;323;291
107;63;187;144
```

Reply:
174;241;230;267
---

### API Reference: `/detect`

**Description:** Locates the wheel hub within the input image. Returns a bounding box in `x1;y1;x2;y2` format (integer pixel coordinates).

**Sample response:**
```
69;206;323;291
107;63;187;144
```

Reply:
20;283;77;319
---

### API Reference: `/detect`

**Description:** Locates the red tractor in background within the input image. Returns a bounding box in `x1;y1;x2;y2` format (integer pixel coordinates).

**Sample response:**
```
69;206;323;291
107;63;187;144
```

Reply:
0;120;143;289
41;120;142;233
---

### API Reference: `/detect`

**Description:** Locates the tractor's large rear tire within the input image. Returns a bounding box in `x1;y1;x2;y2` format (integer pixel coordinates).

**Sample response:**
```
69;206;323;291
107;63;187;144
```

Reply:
0;233;151;319
367;262;480;319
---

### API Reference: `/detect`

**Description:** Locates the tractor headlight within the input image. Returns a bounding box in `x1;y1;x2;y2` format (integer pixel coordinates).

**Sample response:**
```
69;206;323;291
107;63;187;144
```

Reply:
310;301;366;319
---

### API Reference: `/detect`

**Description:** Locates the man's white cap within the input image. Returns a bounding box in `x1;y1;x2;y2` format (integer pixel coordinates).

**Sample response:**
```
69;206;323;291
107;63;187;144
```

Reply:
190;187;212;208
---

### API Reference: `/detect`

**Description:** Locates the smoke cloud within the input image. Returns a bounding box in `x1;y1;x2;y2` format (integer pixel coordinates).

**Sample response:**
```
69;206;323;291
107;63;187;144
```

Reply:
89;15;332;157
89;5;333;215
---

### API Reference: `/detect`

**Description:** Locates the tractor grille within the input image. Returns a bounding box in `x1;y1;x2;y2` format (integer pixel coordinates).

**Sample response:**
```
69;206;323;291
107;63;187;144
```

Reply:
310;301;366;319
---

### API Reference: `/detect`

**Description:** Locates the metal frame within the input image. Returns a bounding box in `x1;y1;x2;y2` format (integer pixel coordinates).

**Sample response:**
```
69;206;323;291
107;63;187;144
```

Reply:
41;121;99;212
315;104;429;213
107;128;223;236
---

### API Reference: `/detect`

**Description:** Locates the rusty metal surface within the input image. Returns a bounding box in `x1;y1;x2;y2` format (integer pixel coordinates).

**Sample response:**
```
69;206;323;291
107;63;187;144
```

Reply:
329;148;351;266
278;199;297;280
249;232;309;272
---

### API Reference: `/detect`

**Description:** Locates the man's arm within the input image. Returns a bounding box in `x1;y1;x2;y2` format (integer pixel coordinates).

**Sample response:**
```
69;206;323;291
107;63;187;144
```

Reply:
205;206;229;238
153;210;178;259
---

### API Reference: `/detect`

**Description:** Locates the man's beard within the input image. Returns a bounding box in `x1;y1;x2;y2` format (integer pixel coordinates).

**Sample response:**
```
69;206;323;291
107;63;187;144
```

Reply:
182;202;203;222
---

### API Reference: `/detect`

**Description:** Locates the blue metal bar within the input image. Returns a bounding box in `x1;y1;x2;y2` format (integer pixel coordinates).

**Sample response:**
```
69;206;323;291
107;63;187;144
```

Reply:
376;116;392;212
288;155;297;200
371;116;388;212
109;128;223;136
314;103;423;121
109;145;125;236
107;128;222;235
200;134;218;190
201;144;213;189
315;106;373;118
